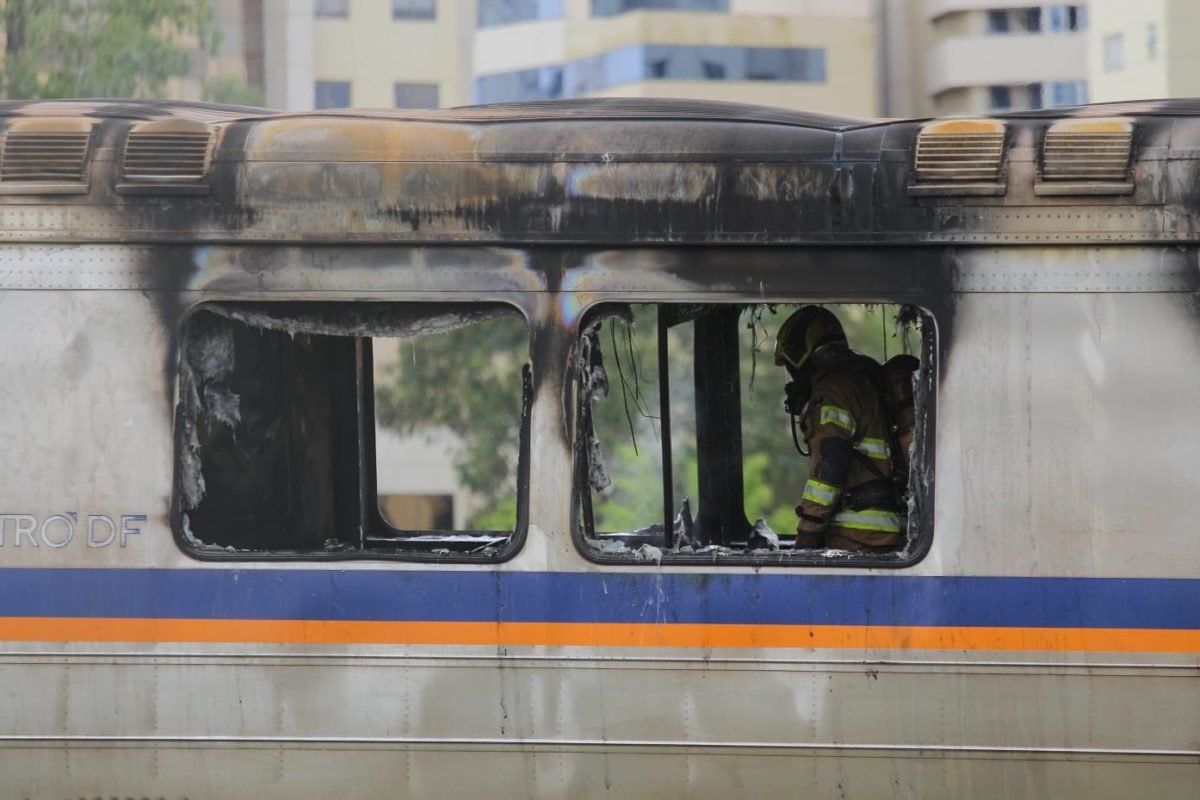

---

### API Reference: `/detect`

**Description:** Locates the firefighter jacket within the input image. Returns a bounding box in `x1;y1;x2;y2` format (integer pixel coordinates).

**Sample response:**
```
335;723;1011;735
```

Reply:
793;346;903;550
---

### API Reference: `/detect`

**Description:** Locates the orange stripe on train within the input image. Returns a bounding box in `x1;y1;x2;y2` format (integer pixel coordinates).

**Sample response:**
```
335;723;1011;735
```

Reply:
0;618;1197;652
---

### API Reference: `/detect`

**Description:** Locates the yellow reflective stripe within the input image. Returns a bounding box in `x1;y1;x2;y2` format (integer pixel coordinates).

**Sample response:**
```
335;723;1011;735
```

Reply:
831;508;902;533
854;437;891;461
801;479;840;507
818;405;856;434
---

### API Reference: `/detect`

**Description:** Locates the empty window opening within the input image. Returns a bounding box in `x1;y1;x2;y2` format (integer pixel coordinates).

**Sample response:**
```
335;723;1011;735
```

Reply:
176;302;529;560
575;303;933;565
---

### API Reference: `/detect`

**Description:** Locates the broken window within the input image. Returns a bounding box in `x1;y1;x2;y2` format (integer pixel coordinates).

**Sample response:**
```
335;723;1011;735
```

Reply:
176;302;529;560
575;303;934;565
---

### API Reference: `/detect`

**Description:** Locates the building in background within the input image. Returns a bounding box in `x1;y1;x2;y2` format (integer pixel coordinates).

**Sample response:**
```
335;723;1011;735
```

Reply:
301;0;880;117
470;0;877;118
160;0;312;109
312;0;472;109
884;1;1090;117
1086;0;1200;102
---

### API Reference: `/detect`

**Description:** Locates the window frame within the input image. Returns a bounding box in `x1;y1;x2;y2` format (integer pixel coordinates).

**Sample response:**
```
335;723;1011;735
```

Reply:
569;300;937;570
171;301;532;564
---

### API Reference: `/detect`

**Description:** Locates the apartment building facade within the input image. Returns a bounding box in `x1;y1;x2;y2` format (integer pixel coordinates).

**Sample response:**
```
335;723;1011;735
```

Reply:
469;0;878;117
301;1;881;117
885;0;1090;116
1086;0;1200;102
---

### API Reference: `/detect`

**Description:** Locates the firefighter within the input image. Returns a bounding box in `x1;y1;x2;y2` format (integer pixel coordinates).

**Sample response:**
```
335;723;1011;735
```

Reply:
774;306;903;552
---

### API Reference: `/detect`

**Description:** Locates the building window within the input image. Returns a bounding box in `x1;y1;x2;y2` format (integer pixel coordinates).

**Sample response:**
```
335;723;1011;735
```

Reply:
394;82;440;108
1069;5;1086;31
314;80;351;109
575;303;933;566
478;0;563;28
1024;8;1041;32
176;303;530;560
1028;82;1044;109
987;10;1009;33
315;0;349;17
1047;80;1088;107
392;0;436;19
1146;23;1159;61
474;66;565;104
1103;34;1125;71
742;47;825;81
591;0;729;16
1036;4;1084;32
476;45;826;103
988;85;1012;110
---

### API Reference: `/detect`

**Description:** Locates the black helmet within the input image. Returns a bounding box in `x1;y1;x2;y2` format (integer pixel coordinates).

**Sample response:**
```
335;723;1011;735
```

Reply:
774;306;847;371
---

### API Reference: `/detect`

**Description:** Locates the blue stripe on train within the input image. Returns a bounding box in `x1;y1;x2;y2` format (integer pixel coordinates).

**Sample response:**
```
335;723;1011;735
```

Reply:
0;569;1197;630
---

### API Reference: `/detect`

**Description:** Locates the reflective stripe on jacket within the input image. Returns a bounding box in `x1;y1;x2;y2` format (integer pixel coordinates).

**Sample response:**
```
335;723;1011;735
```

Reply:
792;346;903;549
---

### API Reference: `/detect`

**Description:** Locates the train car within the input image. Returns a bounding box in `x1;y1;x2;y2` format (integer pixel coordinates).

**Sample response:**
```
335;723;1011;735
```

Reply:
0;97;1196;797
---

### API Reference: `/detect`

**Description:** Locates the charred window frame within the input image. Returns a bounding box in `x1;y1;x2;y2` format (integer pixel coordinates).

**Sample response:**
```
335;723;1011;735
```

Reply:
173;302;531;562
572;302;936;568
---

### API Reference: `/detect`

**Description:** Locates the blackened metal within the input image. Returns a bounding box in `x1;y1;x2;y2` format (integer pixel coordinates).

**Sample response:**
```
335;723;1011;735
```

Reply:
3;97;1198;246
657;308;674;549
692;307;750;547
357;338;374;551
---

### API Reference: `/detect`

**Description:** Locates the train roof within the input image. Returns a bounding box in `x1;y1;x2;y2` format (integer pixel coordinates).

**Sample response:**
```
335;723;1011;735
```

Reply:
0;97;1197;246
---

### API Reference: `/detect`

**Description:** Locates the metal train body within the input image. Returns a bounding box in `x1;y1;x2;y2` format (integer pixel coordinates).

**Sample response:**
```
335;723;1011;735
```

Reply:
0;98;1197;797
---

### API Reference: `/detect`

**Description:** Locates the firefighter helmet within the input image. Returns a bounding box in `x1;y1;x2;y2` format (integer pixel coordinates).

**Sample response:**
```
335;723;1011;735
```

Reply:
774;306;847;371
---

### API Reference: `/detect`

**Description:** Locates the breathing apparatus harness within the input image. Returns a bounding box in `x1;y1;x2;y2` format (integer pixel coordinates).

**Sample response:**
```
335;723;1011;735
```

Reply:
784;350;909;512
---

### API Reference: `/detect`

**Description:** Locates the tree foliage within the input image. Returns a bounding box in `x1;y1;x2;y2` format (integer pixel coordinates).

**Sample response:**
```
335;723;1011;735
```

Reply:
1;0;221;100
202;73;265;107
373;313;528;528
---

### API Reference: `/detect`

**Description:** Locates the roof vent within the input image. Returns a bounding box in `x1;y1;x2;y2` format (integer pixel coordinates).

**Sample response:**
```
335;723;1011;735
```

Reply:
118;119;216;195
0;118;94;194
1037;118;1134;196
909;119;1007;197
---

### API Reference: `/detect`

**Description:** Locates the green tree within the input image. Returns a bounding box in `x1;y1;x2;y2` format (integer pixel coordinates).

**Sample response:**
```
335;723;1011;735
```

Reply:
202;73;265;107
373;313;528;529
1;0;218;100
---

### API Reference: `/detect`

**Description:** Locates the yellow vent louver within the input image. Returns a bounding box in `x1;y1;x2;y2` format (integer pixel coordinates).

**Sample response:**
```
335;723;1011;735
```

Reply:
910;119;1007;197
1037;118;1134;195
0;118;95;194
119;119;216;194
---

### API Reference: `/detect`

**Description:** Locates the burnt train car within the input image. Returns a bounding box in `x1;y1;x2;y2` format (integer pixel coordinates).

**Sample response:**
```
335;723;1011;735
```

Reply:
0;97;1196;797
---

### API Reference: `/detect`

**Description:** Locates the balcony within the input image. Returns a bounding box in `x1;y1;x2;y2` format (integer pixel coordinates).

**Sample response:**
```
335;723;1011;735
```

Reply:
925;0;1048;20
926;32;1086;95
